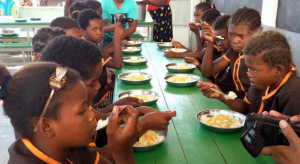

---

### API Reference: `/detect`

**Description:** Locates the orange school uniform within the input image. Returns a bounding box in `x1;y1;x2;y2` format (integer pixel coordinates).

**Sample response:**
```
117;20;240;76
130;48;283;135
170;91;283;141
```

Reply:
8;139;100;164
244;72;300;116
223;47;250;98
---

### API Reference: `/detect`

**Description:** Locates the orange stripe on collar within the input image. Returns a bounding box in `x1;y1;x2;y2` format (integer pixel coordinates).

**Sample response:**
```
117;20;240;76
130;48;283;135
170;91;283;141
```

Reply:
22;138;68;164
257;71;293;114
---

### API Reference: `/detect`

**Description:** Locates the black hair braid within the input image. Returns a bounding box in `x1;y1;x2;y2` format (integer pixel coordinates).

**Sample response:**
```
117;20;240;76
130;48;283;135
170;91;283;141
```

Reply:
230;7;261;31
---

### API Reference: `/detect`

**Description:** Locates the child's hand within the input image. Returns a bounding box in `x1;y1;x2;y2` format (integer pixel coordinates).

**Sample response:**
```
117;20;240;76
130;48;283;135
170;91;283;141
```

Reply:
189;23;199;34
116;97;143;107
121;39;127;47
172;40;184;48
107;105;139;157
135;106;156;115
197;81;222;99
260;117;300;164
185;57;200;66
165;51;180;58
114;22;124;40
200;22;215;43
138;111;176;134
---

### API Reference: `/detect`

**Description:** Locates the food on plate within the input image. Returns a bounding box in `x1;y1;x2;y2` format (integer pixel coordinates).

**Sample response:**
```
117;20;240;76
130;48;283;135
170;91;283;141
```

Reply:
201;114;243;128
124;58;144;63
122;73;149;81
167;75;196;83
120;94;157;102
134;130;165;146
168;64;190;69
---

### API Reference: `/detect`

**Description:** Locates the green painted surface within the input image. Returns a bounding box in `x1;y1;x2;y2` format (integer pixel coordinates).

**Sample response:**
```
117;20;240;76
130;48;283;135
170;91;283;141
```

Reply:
114;43;275;164
0;43;32;48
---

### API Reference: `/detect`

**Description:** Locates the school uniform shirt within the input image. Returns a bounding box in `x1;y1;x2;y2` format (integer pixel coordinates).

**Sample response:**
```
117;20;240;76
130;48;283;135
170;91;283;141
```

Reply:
93;54;113;108
244;72;300;116
102;0;138;38
199;45;237;94
8;139;100;164
223;47;250;98
81;36;113;108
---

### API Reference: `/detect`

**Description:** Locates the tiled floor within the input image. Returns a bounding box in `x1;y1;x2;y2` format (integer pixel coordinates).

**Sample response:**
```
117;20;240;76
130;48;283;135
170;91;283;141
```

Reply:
0;53;24;163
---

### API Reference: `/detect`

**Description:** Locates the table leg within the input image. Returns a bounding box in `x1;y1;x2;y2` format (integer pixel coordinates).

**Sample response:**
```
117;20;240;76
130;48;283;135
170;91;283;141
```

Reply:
22;51;25;64
27;29;30;43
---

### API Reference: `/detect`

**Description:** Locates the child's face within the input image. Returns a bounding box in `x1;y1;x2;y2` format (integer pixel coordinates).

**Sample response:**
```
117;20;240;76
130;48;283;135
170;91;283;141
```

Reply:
245;54;278;90
82;62;103;105
65;28;81;38
228;24;253;52
52;81;96;147
215;28;231;52
82;18;104;44
194;9;203;23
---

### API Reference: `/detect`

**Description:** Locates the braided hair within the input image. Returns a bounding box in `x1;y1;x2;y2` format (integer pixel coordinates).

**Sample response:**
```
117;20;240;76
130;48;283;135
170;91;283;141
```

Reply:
32;27;66;53
201;9;221;25
244;31;292;70
214;15;231;30
230;7;261;31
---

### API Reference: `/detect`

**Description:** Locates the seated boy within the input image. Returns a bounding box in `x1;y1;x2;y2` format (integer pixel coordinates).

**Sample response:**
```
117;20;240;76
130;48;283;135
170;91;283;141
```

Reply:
198;31;300;116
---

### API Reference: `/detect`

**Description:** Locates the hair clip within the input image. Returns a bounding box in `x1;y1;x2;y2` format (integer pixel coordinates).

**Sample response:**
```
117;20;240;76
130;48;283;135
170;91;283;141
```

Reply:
34;67;68;132
72;10;81;15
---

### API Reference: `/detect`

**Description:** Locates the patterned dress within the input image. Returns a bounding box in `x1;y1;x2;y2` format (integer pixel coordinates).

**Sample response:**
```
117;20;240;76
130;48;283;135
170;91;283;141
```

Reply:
149;5;173;42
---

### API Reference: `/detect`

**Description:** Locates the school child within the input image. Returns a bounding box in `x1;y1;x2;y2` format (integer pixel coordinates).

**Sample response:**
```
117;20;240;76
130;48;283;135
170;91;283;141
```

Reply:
40;35;176;147
77;9;124;108
4;62;139;163
85;0;102;18
200;7;262;99
32;27;66;61
172;2;215;51
50;16;81;37
199;31;300;116
185;15;236;94
166;8;220;58
0;63;11;106
69;1;91;20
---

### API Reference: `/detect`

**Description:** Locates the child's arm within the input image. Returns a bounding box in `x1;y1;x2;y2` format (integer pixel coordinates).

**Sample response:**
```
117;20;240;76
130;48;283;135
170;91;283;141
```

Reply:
200;23;230;77
121;20;138;40
189;23;205;52
198;81;250;114
137;111;176;137
185;57;202;71
105;22;124;70
165;50;205;58
103;19;115;33
99;97;142;114
103;42;114;54
172;40;193;52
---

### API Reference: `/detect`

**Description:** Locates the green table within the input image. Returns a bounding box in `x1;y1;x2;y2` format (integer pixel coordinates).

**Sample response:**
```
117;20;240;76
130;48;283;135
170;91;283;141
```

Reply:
0;16;156;40
114;43;274;164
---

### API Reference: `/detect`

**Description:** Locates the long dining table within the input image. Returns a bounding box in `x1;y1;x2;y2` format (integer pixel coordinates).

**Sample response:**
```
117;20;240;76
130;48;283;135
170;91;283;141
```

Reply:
114;42;274;164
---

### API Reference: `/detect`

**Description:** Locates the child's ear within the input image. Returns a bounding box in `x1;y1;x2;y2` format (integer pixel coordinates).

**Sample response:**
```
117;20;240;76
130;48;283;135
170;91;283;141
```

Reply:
34;52;41;61
37;118;55;138
80;29;86;36
274;65;284;77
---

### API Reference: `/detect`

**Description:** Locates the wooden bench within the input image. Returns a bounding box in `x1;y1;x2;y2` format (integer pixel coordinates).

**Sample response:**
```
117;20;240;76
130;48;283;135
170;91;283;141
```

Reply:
0;43;33;64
